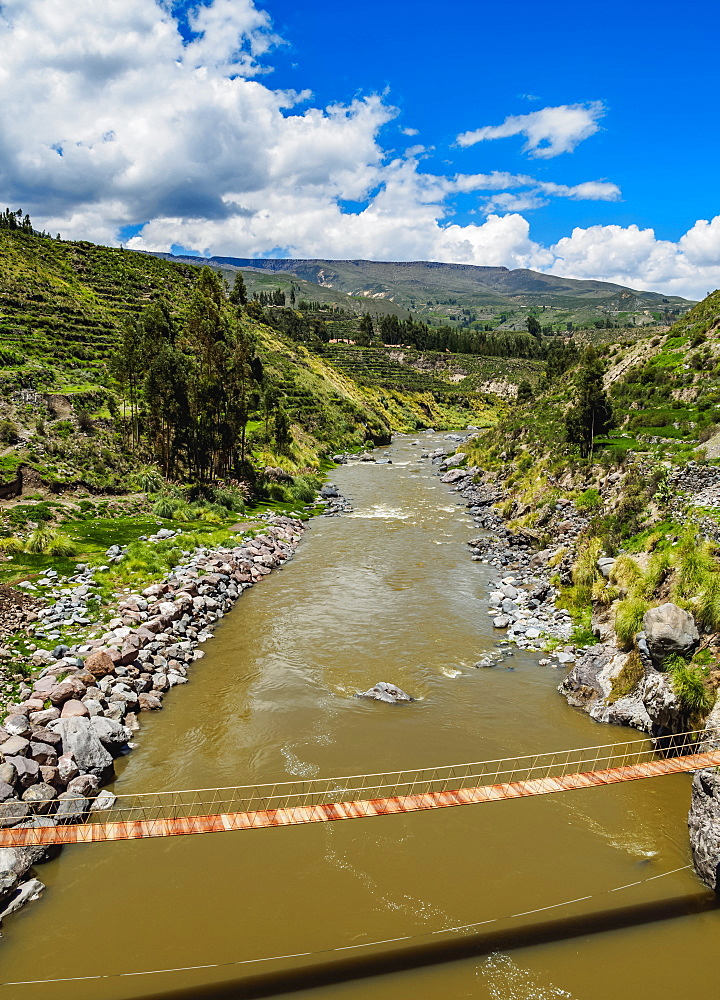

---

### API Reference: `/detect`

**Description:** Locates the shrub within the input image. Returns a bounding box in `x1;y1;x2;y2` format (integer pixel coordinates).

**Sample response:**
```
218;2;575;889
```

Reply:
609;555;644;592
138;470;164;494
0;536;24;553
666;658;715;717
575;488;602;512
614;597;650;648
572;538;602;588
0;419;19;444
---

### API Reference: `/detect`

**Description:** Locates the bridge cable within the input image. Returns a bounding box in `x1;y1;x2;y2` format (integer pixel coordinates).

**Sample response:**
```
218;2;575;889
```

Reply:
0;863;695;989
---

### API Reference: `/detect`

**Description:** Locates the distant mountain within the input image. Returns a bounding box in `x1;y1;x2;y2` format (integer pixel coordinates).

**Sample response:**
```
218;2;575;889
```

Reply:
143;253;694;331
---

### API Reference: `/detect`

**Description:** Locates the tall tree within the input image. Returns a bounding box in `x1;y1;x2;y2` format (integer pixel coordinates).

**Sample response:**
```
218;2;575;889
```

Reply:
565;349;615;458
229;271;248;307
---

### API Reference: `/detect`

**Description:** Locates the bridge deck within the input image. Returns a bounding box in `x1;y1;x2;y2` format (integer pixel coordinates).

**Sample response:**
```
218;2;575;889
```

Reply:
2;744;719;848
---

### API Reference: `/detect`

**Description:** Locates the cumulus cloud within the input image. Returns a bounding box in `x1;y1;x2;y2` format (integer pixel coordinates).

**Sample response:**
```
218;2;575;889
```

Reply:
0;1;716;299
456;102;606;158
549;219;720;299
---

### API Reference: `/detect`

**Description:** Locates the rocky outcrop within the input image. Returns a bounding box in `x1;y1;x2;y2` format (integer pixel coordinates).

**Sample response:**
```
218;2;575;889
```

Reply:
558;644;653;732
689;769;720;891
643;603;699;666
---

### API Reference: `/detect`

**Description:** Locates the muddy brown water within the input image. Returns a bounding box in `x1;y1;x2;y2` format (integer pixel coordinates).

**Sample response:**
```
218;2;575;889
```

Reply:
1;433;718;1000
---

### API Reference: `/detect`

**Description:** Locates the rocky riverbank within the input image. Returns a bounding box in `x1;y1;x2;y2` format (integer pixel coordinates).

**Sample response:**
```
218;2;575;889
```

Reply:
0;514;305;930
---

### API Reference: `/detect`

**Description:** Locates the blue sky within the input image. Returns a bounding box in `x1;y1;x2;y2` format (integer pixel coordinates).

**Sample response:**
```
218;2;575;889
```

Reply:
260;0;716;246
0;0;718;297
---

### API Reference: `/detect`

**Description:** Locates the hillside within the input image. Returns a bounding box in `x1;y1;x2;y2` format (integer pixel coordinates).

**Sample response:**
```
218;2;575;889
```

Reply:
146;252;694;333
0;229;495;494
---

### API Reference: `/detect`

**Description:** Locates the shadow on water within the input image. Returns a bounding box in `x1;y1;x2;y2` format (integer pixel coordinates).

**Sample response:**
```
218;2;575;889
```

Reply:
137;892;719;1000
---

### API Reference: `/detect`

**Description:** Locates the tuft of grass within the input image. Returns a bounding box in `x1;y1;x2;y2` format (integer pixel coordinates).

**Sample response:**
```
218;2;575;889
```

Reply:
152;499;176;520
592;579;620;606
572;538;602;588
614;596;650;648
0;536;24;554
46;533;77;557
25;526;57;554
609;555;644;591
608;650;645;704
666;656;715;717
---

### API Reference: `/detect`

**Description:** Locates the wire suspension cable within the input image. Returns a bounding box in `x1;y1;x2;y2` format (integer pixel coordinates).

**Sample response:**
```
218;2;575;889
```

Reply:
0;864;695;989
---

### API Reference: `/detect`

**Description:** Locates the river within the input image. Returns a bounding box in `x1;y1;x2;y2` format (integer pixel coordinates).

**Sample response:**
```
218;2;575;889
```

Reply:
1;432;718;999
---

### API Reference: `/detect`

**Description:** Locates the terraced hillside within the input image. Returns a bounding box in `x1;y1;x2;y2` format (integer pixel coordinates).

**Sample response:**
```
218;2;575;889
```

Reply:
0;232;197;370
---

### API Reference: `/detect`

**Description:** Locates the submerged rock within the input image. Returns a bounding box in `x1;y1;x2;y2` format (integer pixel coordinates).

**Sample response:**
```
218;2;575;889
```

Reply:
689;769;720;891
358;682;414;704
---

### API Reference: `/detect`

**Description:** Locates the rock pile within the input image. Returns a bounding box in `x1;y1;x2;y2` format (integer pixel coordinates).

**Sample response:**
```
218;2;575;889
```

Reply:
318;484;353;516
0;515;305;926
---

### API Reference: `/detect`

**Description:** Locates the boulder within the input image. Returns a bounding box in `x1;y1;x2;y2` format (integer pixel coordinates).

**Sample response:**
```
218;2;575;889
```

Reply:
67;774;99;797
83;650;116;678
558;644;652;733
0;800;30;829
89;717;131;753
60;699;90;719
643;603;699;666
22;782;57;815
358;681;414;704
4;715;31;739
50;718;114;779
0;736;29;758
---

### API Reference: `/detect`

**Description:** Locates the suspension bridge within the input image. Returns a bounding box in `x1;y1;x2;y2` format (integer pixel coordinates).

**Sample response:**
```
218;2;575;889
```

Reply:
2;727;719;849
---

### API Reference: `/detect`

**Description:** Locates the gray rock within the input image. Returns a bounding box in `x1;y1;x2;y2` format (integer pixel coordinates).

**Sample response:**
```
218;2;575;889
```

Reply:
55;792;89;824
0;800;30;828
559;644;653;733
50;718;114;779
358;682;414;704
597;557;616;579
0;878;45;919
643;603;699;666
493;616;510;628
91;790;117;812
89;717;131;753
22;783;57;815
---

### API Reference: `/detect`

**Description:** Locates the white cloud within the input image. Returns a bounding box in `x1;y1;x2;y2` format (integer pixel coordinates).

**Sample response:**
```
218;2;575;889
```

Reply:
549;220;720;299
401;127;419;136
456;102;606;158
0;2;716;300
453;172;621;206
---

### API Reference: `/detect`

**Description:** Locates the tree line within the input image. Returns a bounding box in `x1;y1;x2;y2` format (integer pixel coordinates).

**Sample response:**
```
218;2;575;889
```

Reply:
111;268;290;481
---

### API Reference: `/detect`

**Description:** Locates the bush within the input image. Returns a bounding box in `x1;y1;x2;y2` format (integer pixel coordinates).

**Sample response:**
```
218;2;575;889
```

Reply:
0;419;19;444
608;650;644;703
575;488;602;512
0;536;23;553
614;597;649;648
666;657;715;717
572;538;602;588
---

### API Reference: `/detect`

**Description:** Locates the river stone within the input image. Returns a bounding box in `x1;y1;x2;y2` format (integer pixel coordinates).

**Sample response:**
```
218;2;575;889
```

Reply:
5;756;40;788
83;650;116;678
138;692;163;711
0;762;17;787
91;790;117;812
55;792;89;825
597;557;616;579
4;715;31;739
0;781;16;803
22;782;57;815
358;682;413;704
0;736;29;757
61;699;90;719
50;718;113;779
28;742;57;767
493;616;510;628
643;603;699;666
89;717;131;752
0;800;30;828
67;774;100;797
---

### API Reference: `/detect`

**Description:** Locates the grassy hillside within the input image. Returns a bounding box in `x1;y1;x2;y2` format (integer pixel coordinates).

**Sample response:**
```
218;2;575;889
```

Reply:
0;229;495;495
156;253;694;333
